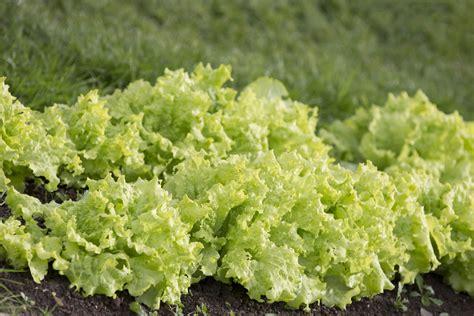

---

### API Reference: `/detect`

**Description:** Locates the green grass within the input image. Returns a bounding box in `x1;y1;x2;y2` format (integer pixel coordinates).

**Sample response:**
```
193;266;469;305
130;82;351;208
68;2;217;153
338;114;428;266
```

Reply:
0;268;37;315
1;0;473;122
0;268;59;315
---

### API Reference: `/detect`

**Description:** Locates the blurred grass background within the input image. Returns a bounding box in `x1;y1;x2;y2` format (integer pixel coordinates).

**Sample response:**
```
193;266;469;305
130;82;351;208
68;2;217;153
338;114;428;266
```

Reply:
0;0;473;122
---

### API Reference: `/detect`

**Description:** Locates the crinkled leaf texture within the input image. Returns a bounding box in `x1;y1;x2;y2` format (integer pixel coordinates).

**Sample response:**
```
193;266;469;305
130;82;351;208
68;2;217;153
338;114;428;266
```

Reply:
0;66;473;311
322;91;474;296
3;176;201;309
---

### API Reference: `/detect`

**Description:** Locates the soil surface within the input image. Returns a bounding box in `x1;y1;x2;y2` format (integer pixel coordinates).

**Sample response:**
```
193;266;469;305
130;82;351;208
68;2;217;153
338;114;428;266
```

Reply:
1;183;474;315
1;268;473;316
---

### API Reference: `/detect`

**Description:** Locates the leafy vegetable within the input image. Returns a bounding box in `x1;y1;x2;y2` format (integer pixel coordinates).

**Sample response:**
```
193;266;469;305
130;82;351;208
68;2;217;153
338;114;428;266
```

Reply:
2;176;201;309
322;91;474;296
0;66;473;311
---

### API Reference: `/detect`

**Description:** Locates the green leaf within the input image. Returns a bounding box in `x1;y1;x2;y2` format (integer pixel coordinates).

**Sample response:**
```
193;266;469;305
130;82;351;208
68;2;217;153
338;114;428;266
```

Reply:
430;297;444;306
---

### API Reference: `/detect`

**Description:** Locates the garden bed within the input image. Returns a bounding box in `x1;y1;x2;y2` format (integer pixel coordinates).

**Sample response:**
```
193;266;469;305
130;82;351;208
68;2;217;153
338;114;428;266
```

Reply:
1;264;473;315
1;183;473;315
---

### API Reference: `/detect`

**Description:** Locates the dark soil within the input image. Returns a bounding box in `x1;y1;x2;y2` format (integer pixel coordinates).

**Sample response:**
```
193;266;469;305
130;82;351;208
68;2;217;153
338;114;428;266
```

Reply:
23;178;83;203
1;267;473;316
1;183;474;316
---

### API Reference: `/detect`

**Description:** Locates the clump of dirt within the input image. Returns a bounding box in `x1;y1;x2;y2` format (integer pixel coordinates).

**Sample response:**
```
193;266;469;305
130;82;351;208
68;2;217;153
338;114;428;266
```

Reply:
0;201;11;219
23;178;83;203
0;266;135;315
1;184;474;315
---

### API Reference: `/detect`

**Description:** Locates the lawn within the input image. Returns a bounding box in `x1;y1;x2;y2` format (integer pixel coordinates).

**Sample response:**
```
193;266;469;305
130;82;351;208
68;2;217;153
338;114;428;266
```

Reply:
1;0;473;121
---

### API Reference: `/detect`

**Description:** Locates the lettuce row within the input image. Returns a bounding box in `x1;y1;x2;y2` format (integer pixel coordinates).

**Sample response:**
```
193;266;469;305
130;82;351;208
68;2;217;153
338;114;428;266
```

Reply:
0;65;473;310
